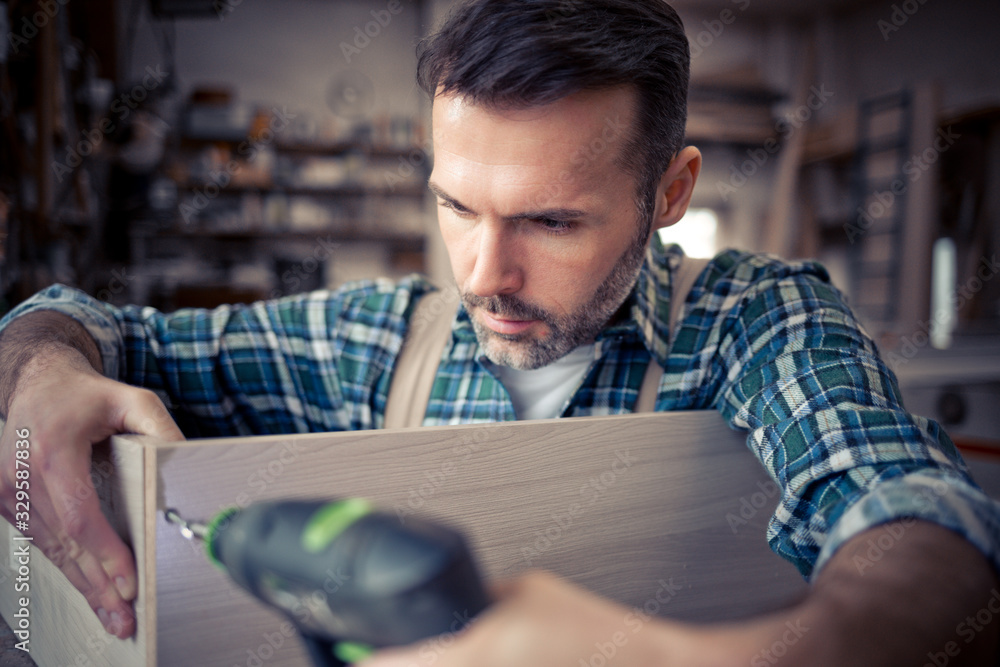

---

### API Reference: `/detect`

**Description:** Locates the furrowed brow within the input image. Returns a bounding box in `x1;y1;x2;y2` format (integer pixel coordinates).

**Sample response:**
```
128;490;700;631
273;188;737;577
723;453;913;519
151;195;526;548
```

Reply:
506;206;588;223
428;181;471;211
429;181;588;222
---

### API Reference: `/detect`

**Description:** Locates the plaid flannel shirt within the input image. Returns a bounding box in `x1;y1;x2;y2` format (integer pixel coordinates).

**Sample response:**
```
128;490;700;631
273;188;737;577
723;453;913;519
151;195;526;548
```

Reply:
5;237;998;579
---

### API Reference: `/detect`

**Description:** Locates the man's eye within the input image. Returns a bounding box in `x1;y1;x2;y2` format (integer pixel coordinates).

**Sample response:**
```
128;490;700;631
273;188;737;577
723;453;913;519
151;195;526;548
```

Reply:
536;217;572;233
439;200;474;217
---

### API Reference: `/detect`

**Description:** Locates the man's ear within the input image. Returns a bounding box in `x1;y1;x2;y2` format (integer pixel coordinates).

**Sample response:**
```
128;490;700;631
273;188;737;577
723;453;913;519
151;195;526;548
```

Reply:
650;146;702;233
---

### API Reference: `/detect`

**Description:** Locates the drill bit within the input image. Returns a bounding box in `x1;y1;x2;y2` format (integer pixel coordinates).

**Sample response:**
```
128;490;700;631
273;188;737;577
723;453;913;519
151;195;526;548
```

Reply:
164;507;209;542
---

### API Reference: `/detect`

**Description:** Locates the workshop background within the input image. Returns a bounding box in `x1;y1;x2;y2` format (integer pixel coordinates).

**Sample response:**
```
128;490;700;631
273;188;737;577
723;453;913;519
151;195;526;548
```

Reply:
2;2;1000;453
1;0;1000;664
3;0;1000;476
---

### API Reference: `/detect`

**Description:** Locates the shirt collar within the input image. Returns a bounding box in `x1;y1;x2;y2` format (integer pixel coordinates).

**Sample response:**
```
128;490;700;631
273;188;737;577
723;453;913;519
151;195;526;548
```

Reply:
593;235;681;367
629;235;683;365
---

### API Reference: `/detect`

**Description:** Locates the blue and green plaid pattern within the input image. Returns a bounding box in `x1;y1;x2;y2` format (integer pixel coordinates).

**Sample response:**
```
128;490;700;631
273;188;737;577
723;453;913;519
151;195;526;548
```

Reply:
5;237;997;579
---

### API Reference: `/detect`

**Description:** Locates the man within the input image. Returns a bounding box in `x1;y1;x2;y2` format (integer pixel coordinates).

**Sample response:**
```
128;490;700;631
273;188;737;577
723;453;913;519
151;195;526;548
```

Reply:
1;0;997;664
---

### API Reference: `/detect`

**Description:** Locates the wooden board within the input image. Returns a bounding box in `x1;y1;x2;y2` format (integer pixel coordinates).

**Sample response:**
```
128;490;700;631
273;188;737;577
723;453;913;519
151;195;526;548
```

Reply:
1;412;807;666
0;435;150;667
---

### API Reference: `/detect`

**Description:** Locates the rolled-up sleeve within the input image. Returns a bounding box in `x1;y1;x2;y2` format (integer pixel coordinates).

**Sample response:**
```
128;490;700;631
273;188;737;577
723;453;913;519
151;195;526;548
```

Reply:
0;279;425;437
0;284;126;381
709;260;1000;579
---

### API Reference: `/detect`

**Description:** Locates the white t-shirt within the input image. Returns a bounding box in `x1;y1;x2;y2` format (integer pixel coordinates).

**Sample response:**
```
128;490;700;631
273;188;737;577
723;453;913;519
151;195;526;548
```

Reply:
490;343;596;420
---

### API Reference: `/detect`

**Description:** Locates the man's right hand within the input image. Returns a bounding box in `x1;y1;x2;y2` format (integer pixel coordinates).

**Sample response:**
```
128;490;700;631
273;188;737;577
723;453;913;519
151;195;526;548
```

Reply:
0;338;184;638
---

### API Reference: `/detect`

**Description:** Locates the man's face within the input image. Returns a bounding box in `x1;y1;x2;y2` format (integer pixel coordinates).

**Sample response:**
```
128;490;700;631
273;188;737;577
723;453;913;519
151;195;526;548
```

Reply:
429;87;650;370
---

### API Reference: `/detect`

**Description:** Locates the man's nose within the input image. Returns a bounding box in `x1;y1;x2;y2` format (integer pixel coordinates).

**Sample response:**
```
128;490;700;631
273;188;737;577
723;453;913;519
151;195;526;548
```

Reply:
466;222;523;298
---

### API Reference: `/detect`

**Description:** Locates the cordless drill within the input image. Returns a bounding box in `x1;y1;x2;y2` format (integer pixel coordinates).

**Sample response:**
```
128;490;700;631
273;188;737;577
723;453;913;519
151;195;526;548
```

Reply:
165;499;490;666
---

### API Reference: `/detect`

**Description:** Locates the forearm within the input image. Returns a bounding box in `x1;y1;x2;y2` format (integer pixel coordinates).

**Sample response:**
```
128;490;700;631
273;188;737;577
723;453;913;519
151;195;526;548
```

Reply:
0;310;103;417
791;520;999;665
0;307;185;640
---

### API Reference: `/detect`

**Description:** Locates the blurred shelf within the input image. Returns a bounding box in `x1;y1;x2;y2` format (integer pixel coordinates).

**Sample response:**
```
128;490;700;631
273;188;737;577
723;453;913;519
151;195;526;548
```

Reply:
132;121;433;306
135;227;426;248
275;142;426;159
686;67;784;146
176;182;427;198
893;352;1000;387
685;113;779;146
802;106;858;164
179;135;426;159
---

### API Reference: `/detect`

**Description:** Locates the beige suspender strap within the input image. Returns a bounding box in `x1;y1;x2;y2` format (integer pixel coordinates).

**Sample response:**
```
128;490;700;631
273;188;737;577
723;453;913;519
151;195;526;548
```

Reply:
386;256;710;427
383;289;460;429
634;256;711;413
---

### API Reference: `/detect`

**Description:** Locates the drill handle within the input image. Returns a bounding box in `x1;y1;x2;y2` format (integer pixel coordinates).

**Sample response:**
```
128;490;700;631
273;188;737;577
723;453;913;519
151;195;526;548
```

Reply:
301;635;348;667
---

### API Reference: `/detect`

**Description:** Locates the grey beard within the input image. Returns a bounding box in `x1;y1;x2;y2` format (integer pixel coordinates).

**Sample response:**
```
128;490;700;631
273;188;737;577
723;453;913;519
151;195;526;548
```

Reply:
463;226;649;371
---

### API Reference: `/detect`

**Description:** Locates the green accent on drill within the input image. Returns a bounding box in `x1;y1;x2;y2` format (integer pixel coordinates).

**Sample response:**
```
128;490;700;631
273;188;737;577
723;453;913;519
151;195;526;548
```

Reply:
334;641;374;664
301;498;373;554
205;507;241;567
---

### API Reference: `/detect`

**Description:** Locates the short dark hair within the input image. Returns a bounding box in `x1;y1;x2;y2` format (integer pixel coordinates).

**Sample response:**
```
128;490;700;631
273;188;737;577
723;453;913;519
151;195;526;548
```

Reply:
417;0;690;227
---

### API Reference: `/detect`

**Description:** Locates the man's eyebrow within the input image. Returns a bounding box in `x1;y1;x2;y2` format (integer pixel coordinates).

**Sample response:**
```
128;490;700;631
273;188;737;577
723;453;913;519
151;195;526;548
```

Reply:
428;181;467;209
427;181;589;222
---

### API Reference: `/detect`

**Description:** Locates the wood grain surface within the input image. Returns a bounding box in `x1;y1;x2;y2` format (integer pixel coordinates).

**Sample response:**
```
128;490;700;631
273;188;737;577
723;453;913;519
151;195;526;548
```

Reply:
0;434;150;667
146;412;805;667
1;412;808;666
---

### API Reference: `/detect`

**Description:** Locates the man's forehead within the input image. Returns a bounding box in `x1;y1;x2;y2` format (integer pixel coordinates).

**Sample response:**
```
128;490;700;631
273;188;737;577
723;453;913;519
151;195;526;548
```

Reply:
430;88;635;166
